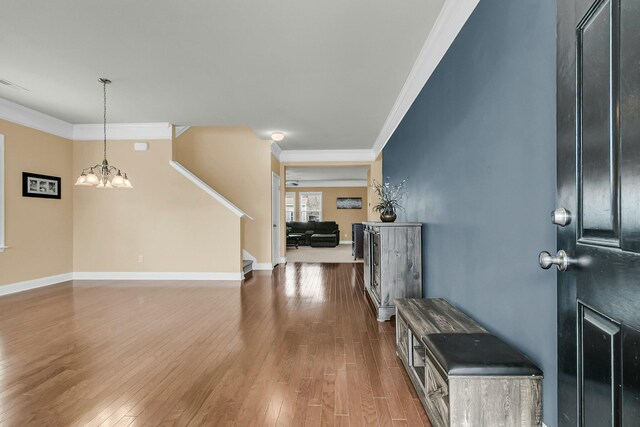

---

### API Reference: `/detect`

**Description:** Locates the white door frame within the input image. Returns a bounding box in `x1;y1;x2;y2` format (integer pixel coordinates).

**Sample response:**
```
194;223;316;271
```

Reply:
271;172;281;267
0;134;5;252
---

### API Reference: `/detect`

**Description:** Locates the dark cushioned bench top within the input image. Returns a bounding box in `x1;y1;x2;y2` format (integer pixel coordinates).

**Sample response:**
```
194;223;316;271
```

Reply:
422;333;543;377
310;234;336;239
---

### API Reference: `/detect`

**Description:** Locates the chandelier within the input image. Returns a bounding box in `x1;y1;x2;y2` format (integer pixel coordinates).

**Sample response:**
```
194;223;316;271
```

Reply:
75;78;133;189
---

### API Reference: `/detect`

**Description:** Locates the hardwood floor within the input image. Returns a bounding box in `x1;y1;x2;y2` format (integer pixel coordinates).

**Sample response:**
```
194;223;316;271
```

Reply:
0;263;430;426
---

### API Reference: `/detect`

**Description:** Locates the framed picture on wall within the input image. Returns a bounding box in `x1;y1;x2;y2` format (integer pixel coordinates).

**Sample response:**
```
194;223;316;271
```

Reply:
337;197;362;209
22;172;61;199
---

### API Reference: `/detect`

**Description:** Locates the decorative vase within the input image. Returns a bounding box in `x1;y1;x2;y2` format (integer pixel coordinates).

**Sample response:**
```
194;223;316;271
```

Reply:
380;209;397;223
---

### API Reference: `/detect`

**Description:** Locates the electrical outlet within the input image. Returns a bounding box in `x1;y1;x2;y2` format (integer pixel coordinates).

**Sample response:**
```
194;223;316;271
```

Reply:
138;255;144;263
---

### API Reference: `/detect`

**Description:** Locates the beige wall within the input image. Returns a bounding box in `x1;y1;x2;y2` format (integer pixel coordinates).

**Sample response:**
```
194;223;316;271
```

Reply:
175;127;272;264
73;139;241;273
286;186;367;241
367;152;383;221
0;120;73;287
271;153;280;176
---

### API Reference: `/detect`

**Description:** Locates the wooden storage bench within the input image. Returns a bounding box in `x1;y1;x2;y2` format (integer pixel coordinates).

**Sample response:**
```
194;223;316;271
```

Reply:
396;298;543;427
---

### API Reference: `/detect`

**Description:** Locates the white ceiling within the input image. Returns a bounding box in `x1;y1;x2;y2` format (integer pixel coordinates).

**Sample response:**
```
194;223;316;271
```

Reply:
286;166;369;181
0;0;445;150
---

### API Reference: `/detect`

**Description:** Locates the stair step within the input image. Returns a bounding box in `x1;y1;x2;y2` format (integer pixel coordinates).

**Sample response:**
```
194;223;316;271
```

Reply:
243;260;253;280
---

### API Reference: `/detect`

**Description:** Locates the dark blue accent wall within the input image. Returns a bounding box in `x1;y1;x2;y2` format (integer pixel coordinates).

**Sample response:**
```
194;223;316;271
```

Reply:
382;1;557;425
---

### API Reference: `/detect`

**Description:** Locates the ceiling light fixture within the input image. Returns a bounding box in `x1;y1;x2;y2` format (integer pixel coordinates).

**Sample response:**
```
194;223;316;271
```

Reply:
271;132;285;142
75;78;132;189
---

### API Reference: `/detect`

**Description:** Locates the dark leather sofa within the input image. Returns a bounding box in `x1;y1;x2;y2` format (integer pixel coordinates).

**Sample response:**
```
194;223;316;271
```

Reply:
286;221;340;247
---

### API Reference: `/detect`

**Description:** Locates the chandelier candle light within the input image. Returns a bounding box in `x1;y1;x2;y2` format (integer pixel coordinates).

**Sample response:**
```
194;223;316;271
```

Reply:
75;78;133;189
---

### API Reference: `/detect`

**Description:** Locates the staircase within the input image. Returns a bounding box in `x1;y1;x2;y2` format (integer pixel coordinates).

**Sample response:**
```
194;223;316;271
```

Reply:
169;160;254;280
243;259;253;280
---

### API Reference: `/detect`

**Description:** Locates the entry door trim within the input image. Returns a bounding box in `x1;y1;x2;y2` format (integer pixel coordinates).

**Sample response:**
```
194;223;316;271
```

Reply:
272;172;281;267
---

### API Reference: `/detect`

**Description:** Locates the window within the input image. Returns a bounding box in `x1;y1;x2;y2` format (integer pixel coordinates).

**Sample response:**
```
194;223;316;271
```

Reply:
285;192;296;222
0;134;5;252
299;192;322;222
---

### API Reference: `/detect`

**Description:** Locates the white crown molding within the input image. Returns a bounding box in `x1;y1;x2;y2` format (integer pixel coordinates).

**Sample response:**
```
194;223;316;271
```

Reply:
73;123;172;140
372;0;480;156
287;179;368;188
271;142;283;160
72;272;243;281
0;273;73;297
279;149;376;163
0;97;74;139
174;125;191;138
0;97;176;141
169;160;253;220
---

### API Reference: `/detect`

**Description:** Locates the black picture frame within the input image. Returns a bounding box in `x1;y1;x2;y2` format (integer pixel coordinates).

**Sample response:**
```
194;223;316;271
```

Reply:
22;172;62;199
337;197;362;209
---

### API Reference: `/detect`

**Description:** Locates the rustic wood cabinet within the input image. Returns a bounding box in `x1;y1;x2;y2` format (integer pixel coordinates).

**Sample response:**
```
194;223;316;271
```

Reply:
396;299;543;427
352;223;364;259
362;222;422;321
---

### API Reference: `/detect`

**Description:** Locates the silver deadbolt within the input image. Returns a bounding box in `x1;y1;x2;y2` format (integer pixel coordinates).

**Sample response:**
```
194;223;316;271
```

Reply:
551;208;572;227
539;250;573;272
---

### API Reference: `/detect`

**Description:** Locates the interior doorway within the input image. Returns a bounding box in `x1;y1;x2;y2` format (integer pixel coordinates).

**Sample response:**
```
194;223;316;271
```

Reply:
284;165;370;264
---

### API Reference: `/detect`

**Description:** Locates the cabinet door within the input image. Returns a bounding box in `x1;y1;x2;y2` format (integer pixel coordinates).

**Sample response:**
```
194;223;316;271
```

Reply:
396;313;410;362
371;232;382;300
363;229;370;291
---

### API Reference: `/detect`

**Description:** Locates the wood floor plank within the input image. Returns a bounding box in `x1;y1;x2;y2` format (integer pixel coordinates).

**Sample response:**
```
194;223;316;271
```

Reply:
353;342;378;426
388;367;431;427
305;404;322;427
334;367;349;416
359;332;385;398
321;374;336;427
374;398;394;427
0;263;429;426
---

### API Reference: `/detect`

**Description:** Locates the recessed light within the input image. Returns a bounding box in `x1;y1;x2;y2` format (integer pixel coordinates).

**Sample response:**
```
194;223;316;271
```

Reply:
271;132;285;142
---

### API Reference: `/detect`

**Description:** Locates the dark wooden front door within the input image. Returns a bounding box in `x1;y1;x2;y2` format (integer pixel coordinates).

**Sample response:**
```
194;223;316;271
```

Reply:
556;0;640;425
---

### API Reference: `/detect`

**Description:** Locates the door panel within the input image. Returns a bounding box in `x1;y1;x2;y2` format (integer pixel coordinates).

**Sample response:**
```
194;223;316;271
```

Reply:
620;0;640;251
557;0;640;425
579;304;621;426
577;0;620;244
622;328;640;422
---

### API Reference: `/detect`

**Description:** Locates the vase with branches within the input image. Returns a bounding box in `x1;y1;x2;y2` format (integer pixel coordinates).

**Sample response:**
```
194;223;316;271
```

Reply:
372;178;407;222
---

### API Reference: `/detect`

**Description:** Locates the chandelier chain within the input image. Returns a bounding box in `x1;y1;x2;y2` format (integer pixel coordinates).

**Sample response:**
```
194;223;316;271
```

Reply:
103;79;107;161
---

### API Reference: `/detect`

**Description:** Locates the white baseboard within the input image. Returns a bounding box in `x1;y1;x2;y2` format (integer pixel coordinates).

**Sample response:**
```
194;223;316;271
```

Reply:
73;272;243;281
252;263;273;270
0;273;73;297
339;240;353;245
0;271;247;298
